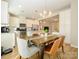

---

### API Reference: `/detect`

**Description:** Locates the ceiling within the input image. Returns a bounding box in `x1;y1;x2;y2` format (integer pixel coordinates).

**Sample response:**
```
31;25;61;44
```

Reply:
4;0;71;20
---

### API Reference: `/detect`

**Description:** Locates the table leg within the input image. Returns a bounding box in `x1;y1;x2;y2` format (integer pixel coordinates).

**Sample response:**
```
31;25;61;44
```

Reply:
40;44;45;59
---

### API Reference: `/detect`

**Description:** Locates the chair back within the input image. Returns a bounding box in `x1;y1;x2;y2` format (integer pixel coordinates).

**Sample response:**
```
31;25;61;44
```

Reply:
59;36;65;48
17;37;31;58
49;38;62;55
17;37;39;58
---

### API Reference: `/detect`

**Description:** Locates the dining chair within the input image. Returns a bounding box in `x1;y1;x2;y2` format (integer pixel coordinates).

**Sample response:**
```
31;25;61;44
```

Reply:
17;37;39;59
52;32;60;35
44;38;62;59
59;36;65;53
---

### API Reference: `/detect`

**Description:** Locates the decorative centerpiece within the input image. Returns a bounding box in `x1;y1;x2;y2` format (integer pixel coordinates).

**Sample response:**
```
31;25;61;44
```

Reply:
44;27;49;39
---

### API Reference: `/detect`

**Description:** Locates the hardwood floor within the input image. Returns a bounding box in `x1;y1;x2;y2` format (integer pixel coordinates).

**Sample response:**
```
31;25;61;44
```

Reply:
1;44;78;59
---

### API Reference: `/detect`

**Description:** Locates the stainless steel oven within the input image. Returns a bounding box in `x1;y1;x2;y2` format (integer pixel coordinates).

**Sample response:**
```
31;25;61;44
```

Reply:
1;26;9;33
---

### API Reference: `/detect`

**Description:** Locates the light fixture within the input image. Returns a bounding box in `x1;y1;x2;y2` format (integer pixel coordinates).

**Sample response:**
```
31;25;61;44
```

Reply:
48;11;52;17
49;11;52;15
43;10;47;15
39;13;43;16
39;10;52;18
39;0;52;18
18;5;22;8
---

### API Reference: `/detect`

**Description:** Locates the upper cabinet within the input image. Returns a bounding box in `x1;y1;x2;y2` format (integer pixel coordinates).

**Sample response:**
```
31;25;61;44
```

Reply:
1;1;9;25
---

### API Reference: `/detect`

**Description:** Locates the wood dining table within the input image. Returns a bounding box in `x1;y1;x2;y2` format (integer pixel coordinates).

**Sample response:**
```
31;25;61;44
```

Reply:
29;35;62;59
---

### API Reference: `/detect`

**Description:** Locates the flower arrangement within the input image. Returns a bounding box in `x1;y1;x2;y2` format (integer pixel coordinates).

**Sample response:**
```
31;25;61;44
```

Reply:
44;27;49;33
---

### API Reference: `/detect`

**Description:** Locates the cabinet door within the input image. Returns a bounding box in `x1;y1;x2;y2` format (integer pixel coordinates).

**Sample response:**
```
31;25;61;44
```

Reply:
1;33;15;51
59;9;71;44
1;1;8;24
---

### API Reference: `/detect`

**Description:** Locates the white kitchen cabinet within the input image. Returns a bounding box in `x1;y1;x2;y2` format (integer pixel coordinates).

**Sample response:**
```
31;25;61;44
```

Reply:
59;9;71;44
1;33;15;51
1;1;9;24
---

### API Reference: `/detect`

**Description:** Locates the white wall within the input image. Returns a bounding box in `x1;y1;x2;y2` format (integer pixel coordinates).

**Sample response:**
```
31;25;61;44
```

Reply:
51;8;71;44
55;4;78;48
59;8;71;44
71;0;78;48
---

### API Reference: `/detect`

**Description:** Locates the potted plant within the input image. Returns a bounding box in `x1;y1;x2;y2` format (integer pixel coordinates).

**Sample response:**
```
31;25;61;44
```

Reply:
44;27;49;38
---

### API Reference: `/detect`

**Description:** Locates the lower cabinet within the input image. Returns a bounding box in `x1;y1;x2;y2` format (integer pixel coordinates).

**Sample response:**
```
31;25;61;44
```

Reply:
1;33;15;51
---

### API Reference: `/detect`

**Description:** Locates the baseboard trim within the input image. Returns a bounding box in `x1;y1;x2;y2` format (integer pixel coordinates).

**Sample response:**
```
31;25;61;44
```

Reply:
71;44;78;48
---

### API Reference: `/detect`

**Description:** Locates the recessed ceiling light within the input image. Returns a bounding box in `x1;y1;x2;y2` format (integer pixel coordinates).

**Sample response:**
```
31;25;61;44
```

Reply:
18;5;22;8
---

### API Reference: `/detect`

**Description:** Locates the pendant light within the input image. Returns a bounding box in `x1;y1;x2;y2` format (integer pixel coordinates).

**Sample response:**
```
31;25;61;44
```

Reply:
39;0;52;18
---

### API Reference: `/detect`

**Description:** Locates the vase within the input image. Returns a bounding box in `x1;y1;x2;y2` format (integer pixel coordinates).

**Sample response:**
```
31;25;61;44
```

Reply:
44;33;48;40
45;33;47;37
